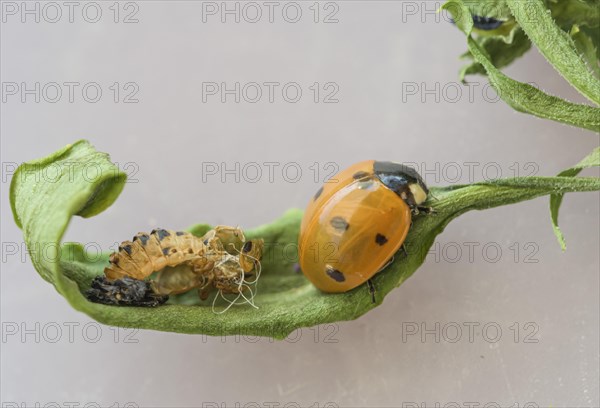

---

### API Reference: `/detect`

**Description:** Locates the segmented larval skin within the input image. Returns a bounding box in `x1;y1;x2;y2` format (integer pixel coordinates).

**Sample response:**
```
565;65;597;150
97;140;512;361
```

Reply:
104;228;216;281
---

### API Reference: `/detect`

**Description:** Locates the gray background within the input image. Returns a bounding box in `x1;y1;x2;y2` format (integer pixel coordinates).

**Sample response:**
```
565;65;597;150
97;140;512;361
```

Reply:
1;1;599;407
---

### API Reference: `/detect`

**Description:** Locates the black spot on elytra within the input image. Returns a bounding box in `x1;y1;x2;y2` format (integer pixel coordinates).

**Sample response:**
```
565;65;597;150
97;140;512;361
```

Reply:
330;216;349;231
325;266;345;282
120;244;132;256
352;171;369;180
162;247;171;256
242;241;252;253
313;186;324;201
134;234;150;246
176;231;185;236
152;229;170;241
375;233;388;246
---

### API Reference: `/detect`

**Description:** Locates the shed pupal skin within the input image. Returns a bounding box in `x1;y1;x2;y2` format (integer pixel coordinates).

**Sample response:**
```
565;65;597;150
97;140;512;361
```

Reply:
97;226;264;301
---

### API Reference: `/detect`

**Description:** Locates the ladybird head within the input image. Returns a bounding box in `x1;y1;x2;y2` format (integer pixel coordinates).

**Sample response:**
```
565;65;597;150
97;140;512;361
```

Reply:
373;161;429;208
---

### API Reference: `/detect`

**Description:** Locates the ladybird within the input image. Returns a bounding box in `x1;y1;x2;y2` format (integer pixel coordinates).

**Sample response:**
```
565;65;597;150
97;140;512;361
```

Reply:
449;15;504;31
298;160;429;293
86;226;264;308
471;15;504;31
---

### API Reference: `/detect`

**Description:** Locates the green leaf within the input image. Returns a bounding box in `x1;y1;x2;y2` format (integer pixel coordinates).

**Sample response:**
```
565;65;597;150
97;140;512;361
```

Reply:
444;0;600;132
454;1;518;41
570;25;600;79
506;0;600;105
466;35;600;131
10;142;600;338
580;25;600;63
550;147;600;250
546;0;600;32
444;0;474;33
459;28;532;81
9;140;127;282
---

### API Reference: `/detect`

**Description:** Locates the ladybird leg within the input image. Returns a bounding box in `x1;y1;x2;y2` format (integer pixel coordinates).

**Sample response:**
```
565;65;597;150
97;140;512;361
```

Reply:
400;245;408;257
367;279;376;304
416;205;435;215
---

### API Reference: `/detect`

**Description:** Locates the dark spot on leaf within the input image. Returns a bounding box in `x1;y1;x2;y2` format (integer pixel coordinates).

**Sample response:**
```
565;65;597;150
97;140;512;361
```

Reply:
314;186;324;201
325;265;345;282
176;231;185;236
330;216;349;231
375;234;388;246
162;247;171;256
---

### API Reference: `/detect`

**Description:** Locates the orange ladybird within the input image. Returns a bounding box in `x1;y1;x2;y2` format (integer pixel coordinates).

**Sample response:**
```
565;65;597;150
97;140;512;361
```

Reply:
299;160;429;293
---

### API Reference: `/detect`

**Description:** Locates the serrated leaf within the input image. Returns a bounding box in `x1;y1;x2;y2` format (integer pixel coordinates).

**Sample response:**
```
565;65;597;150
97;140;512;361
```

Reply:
507;0;600;105
460;28;532;81
580;25;600;63
9;142;600;338
547;0;600;31
550;147;600;250
570;25;600;79
444;0;600;131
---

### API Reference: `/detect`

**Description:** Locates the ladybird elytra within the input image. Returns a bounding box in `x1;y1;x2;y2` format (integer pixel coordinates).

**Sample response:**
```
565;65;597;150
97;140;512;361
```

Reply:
299;160;428;293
